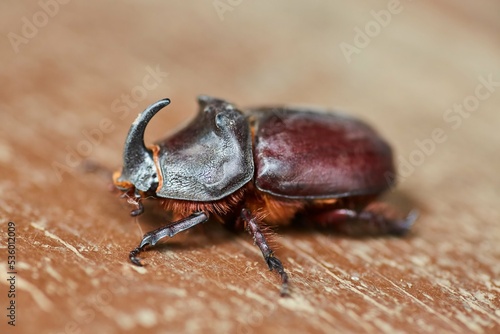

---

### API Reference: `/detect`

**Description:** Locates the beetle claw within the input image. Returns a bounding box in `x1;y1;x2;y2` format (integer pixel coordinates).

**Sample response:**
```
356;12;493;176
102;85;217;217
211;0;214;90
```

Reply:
129;234;155;266
129;247;145;266
266;256;290;296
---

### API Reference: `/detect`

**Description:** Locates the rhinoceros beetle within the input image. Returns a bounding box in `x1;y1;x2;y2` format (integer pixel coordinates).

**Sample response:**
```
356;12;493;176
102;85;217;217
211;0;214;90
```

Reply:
113;96;417;295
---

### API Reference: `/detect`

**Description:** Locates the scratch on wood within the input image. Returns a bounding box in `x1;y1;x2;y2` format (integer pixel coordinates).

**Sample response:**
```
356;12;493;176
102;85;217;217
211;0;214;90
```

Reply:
136;308;158;328
225;284;272;307
127;264;148;274
45;263;64;282
376;273;463;332
281;239;395;315
457;288;500;325
278;296;338;332
278;295;316;313
31;222;86;260
438;281;500;328
16;276;54;312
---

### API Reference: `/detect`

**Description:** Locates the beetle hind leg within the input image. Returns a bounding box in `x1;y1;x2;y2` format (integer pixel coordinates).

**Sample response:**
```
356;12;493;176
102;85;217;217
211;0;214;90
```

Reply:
240;208;289;296
311;206;419;236
129;211;209;266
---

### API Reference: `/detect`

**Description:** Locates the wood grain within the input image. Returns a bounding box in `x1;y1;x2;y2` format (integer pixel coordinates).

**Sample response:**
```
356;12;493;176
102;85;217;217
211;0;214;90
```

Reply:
1;1;499;333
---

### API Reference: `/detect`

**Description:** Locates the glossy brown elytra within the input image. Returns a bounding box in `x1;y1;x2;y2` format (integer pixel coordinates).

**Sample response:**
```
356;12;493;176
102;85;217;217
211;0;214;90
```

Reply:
113;96;417;296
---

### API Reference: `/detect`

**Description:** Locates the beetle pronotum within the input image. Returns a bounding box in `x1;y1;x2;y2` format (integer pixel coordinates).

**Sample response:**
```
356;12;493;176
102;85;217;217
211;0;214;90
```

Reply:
113;96;417;295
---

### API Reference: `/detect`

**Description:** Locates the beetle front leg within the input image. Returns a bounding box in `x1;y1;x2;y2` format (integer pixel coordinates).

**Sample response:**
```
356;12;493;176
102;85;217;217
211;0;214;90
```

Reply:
121;188;145;217
130;200;144;217
312;207;418;236
130;211;209;266
240;208;289;296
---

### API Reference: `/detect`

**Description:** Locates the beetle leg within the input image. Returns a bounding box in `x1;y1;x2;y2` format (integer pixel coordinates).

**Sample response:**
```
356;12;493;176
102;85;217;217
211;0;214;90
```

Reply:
130;200;144;217
240;208;289;296
120;190;145;217
312;208;419;236
129;211;209;266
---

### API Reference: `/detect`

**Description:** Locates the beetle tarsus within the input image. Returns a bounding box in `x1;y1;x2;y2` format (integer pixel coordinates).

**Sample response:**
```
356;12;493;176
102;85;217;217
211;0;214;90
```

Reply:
266;255;290;296
129;246;147;266
130;200;144;217
241;208;289;296
129;234;155;266
390;209;419;236
128;212;209;266
363;208;419;236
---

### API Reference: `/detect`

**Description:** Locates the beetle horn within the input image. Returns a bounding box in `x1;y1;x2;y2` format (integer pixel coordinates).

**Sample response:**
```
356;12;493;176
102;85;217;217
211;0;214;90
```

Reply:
124;98;170;158
117;98;170;192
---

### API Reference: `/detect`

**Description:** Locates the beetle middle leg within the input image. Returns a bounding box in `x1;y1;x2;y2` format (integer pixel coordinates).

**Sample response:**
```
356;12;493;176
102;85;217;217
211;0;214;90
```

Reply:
240;208;289;296
129;211;209;266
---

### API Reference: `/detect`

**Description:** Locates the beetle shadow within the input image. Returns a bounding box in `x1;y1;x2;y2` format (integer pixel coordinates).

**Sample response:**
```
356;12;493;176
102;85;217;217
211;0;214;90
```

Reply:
281;189;421;241
130;189;421;253
83;161;260;251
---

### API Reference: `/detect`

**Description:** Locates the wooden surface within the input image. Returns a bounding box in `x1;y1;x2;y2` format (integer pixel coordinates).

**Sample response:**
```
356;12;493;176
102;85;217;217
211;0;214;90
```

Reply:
1;1;499;333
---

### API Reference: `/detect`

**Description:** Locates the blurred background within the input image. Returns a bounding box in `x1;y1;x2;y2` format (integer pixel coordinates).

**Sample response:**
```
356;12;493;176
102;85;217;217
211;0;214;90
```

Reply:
1;1;499;333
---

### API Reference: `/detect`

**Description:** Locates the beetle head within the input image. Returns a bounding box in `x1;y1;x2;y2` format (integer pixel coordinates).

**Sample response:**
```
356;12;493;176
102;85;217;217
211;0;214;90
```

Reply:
113;99;170;193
